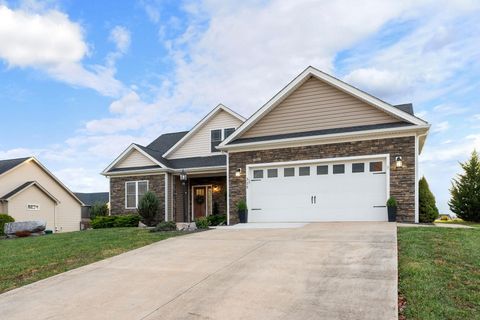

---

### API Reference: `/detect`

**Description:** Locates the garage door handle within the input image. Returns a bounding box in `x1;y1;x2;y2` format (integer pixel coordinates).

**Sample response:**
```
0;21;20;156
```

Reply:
373;205;387;208
251;208;262;211
314;196;316;204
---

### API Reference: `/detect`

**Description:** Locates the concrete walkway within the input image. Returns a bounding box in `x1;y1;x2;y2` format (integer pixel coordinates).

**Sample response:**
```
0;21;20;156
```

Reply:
0;222;398;320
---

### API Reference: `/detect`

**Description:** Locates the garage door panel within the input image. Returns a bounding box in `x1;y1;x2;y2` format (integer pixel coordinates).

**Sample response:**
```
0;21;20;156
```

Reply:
247;158;388;222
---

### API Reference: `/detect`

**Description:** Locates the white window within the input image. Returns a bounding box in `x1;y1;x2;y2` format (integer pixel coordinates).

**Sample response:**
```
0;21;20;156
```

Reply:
27;204;40;211
125;181;149;209
211;128;235;152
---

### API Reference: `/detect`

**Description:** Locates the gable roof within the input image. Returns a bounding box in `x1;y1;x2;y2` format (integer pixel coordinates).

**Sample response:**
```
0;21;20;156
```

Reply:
0;181;60;204
0;157;30;175
162;104;245;158
220;66;429;147
102;131;227;174
0;157;84;205
74;192;109;206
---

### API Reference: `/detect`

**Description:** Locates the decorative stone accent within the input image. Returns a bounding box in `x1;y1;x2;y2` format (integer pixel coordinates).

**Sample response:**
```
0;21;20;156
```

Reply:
176;222;197;231
4;220;46;235
110;174;165;221
228;136;416;224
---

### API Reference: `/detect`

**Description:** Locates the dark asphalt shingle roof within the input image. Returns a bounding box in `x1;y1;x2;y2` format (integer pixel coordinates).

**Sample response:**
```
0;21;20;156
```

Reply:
74;192;110;206
0;157;30;175
0;181;35;200
107;131;226;173
229;122;414;145
393;103;414;115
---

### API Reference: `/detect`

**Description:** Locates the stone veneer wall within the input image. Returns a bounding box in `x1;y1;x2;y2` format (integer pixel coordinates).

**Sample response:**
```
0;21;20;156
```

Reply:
228;136;415;224
110;174;165;221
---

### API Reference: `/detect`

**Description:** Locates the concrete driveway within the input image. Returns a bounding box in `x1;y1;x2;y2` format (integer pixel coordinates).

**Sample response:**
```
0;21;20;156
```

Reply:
0;222;398;320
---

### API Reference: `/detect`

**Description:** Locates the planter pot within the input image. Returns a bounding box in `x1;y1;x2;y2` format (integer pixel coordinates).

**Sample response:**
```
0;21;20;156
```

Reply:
238;209;248;223
387;207;397;222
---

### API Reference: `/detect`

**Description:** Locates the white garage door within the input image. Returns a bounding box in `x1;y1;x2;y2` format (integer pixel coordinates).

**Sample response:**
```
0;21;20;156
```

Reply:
247;157;388;222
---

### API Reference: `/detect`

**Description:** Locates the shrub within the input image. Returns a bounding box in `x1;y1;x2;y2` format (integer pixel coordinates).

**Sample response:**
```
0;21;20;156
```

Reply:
0;214;15;236
137;191;160;226
152;221;177;232
207;214;226;226
91;215;140;229
236;199;247;212
386;197;397;208
449;150;480;222
90;202;108;219
419;176;439;223
195;216;210;229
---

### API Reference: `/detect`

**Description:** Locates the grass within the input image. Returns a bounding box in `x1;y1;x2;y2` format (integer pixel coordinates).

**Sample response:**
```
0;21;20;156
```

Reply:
0;228;186;294
398;227;480;320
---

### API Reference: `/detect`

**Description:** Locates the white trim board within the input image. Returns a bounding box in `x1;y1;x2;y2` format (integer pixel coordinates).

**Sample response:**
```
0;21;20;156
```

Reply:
163;104;246;158
221;126;429;153
102;144;166;175
220;66;428;147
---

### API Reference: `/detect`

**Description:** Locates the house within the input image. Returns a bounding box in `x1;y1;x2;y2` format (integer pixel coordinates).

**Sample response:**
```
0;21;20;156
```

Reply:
102;66;430;224
0;157;83;232
74;192;109;219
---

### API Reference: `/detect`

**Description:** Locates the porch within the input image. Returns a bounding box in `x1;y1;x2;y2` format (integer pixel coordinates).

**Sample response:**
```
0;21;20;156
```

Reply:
171;173;227;223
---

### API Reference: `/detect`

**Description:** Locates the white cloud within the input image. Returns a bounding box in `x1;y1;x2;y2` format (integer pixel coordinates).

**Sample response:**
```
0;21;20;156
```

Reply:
0;5;124;96
109;26;131;54
432;121;450;133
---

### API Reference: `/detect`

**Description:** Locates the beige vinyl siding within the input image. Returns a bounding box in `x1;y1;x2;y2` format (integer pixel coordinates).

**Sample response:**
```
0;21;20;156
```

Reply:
7;186;56;231
0;160;81;232
242;77;399;138
0;202;7;213
169;110;243;159
116;149;157;168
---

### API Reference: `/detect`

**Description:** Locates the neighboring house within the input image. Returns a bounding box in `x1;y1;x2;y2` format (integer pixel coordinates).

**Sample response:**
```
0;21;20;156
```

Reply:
74;192;109;219
0;157;83;232
103;66;430;224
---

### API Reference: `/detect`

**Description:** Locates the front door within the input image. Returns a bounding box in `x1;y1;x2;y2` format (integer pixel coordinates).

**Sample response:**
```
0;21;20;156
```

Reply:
193;186;207;219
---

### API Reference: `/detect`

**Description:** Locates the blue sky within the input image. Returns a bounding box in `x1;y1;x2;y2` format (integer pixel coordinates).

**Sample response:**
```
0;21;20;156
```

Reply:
0;0;479;214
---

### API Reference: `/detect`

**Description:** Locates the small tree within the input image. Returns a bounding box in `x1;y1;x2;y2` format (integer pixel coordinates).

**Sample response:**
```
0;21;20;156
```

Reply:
90;202;108;219
137;191;160;226
449;150;480;222
419;176;439;223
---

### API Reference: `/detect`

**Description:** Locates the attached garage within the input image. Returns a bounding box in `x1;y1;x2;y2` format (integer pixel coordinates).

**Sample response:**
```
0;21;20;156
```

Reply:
247;156;389;222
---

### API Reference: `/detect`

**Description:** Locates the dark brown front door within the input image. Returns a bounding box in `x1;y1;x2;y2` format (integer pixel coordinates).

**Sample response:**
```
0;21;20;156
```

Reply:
193;186;207;218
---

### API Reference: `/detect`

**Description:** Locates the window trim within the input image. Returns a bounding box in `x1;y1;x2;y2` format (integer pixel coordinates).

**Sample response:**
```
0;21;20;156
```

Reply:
316;165;328;175
369;161;384;172
211;128;236;153
125;180;149;209
332;164;345;174
299;166;311;176
352;163;365;173
253;169;264;179
267;168;278;178
284;167;295;177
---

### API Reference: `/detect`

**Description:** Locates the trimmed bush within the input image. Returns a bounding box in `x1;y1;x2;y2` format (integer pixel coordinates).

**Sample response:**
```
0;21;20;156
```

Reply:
0;214;15;236
386;196;397;208
90;202;108;219
152;221;177;232
419;176;439;223
449;150;480;222
91;215;140;229
137;191;160;226
207;214;226;226
195;217;209;229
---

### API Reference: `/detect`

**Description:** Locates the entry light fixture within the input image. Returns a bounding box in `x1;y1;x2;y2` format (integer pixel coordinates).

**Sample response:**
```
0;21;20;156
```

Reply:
235;168;242;177
180;169;188;181
395;156;403;168
213;185;221;193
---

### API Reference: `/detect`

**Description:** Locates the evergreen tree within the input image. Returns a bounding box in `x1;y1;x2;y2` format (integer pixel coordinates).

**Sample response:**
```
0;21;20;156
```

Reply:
419;176;439;223
449;150;480;222
137;191;160;226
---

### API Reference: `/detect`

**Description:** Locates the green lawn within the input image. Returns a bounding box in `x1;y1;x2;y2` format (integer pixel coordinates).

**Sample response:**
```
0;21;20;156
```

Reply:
398;227;480;320
0;228;186;294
